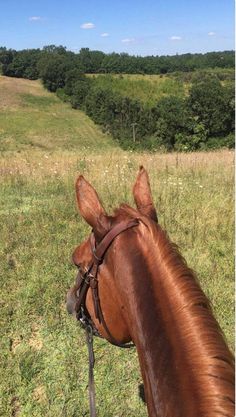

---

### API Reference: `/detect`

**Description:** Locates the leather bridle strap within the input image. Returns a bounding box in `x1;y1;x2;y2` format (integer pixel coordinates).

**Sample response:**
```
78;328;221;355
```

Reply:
91;218;140;264
85;324;96;417
89;218;139;333
75;218;139;417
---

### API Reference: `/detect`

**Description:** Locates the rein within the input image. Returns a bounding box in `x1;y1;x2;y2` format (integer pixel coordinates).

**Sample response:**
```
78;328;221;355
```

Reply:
74;218;139;417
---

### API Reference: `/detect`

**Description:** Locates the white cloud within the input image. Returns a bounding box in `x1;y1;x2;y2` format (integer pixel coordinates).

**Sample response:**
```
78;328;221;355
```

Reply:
170;36;182;41
29;16;42;21
208;31;216;36
122;38;135;43
80;22;95;29
101;33;109;37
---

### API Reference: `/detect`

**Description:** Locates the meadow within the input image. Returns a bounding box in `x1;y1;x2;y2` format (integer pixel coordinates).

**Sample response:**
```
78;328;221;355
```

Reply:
88;68;234;107
88;73;186;107
0;76;234;417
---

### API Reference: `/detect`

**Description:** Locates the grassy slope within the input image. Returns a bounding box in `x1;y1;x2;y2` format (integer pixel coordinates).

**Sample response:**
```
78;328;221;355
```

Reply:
0;76;115;152
0;77;234;417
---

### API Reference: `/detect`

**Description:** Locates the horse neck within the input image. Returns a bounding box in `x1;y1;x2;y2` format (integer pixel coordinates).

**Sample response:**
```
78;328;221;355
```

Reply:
114;222;234;417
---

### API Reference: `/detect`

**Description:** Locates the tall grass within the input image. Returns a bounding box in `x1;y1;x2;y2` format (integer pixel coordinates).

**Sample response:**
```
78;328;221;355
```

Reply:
0;148;234;417
89;74;185;106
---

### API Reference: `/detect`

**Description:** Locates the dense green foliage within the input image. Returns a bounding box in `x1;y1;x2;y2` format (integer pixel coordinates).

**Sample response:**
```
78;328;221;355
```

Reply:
1;48;41;79
0;45;234;151
0;45;234;77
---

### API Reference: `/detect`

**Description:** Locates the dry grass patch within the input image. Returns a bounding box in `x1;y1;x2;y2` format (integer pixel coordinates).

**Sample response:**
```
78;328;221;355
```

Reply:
0;76;51;109
28;324;43;351
32;385;47;404
0;147;232;180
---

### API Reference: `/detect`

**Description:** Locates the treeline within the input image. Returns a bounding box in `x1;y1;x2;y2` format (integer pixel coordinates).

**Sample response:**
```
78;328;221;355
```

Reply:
0;45;234;77
59;72;234;151
0;45;234;151
35;60;236;151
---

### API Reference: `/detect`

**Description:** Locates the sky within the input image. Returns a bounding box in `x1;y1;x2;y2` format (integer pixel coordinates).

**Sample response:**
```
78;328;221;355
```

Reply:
0;0;234;56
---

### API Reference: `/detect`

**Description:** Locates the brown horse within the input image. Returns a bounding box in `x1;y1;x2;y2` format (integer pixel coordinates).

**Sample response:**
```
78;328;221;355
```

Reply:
67;166;234;417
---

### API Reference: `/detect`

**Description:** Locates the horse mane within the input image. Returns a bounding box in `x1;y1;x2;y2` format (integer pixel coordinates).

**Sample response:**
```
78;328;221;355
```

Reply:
114;204;234;415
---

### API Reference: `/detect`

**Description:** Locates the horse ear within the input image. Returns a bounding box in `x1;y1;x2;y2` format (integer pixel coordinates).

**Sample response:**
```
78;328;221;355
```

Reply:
133;166;158;222
76;176;110;239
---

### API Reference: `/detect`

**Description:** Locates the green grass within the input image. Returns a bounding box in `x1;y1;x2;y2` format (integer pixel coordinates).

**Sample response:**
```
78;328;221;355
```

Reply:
89;73;186;106
88;69;235;106
0;76;115;152
0;150;234;417
0;76;234;417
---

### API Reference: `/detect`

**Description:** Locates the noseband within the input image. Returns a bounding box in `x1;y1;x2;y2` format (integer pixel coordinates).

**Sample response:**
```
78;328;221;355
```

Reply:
74;217;139;347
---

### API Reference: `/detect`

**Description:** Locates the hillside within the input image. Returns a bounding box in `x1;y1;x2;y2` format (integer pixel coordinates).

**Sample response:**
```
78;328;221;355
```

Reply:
0;76;115;152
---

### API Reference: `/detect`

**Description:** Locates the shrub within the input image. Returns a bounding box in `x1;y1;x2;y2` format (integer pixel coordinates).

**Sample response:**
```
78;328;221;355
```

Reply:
188;77;233;137
56;88;70;102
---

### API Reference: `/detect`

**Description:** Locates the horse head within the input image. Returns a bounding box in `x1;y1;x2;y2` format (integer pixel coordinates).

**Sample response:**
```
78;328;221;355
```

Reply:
66;166;157;345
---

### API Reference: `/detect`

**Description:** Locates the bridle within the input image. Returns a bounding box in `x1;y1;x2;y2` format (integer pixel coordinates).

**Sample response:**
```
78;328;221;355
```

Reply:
73;217;139;417
74;217;139;345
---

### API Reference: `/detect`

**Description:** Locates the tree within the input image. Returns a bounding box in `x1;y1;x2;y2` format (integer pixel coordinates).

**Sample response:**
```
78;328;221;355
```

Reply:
64;70;92;108
174;120;208;151
153;96;189;150
37;54;73;91
78;48;105;73
42;45;67;55
0;47;15;74
188;77;233;137
2;49;41;79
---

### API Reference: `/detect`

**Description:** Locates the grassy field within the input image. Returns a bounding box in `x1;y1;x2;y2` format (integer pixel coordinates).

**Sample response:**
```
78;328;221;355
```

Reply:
88;68;234;106
0;76;234;417
88;73;186;106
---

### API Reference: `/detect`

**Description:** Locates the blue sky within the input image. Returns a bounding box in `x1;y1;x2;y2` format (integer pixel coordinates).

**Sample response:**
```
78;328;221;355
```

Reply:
0;0;234;56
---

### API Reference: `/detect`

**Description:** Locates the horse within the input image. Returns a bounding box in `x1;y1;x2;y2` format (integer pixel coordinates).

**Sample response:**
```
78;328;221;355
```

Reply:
67;166;234;417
